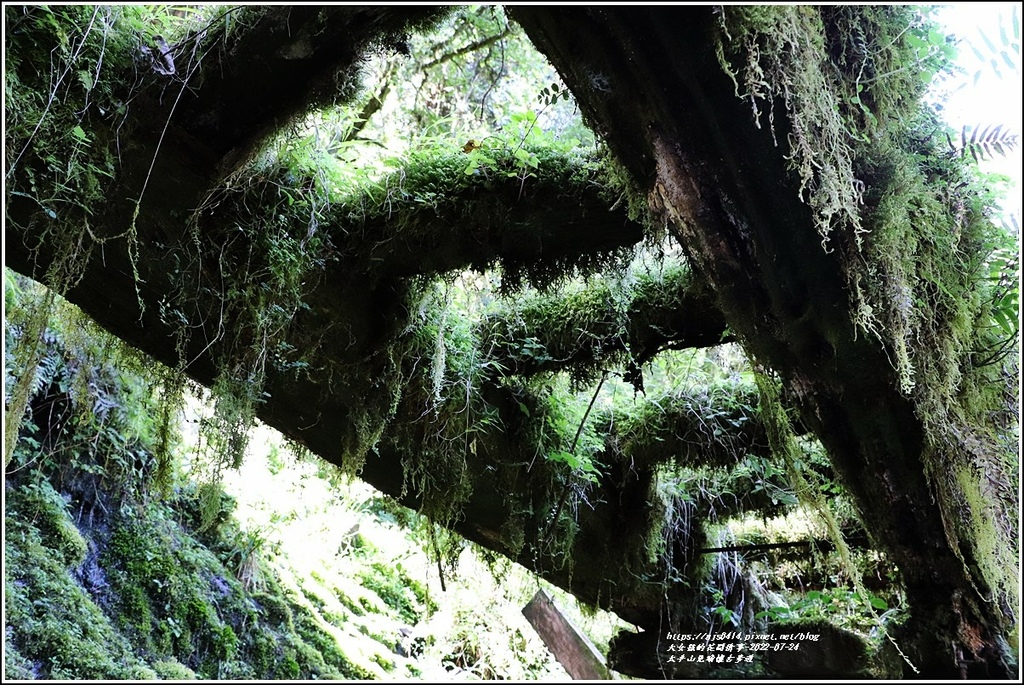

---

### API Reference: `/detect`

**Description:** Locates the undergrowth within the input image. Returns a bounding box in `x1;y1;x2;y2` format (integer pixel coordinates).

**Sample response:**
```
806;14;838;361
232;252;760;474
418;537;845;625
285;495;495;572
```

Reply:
2;280;581;681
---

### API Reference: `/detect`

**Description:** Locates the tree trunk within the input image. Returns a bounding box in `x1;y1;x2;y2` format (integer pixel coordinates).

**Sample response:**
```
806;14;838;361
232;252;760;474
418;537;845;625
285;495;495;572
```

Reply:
510;5;1014;678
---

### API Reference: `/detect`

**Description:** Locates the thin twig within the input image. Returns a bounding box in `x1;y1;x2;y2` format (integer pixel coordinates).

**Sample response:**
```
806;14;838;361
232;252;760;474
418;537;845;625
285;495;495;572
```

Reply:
421;27;513;71
539;370;608;548
8;7;101;179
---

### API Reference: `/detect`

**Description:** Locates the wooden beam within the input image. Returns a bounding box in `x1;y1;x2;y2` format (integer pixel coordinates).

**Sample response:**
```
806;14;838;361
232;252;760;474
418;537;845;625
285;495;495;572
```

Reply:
522;590;611;680
698;533;871;557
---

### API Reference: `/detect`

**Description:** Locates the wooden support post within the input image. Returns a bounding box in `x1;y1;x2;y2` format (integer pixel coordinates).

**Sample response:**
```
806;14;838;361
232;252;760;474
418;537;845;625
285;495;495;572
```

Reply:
522;589;611;680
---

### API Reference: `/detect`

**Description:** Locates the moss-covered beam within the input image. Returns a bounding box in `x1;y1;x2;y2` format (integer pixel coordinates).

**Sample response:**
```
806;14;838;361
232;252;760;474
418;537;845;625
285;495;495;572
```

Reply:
172;5;449;175
605;384;768;472
479;265;731;383
5;4;449;396
161;146;656;392
317;147;646;286
369;368;800;631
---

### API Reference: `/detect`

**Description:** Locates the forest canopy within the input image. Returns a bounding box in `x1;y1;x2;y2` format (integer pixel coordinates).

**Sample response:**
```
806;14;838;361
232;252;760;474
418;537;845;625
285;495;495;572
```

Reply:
4;4;1020;679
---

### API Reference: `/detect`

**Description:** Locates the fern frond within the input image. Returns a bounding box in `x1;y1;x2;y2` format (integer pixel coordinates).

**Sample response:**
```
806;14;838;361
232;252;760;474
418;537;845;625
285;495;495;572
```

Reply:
952;123;1020;162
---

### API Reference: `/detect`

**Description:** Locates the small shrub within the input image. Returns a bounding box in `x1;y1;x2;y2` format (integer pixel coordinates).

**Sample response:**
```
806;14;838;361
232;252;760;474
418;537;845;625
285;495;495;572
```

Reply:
152;658;197;680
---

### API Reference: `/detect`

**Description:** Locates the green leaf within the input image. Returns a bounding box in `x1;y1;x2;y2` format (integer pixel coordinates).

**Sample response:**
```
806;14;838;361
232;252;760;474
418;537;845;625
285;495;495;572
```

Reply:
869;596;888;611
980;28;999;54
992;308;1014;335
77;69;93;91
989;57;1003;79
548;450;572;465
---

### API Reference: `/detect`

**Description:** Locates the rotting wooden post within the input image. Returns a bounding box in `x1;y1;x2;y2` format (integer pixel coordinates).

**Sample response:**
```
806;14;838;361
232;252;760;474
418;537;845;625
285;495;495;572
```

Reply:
522;589;611;680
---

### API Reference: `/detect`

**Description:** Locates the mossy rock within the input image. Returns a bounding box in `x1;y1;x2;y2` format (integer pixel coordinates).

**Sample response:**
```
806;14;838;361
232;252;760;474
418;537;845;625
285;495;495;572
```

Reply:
13;479;89;567
4;513;152;679
124;664;160;679
4;644;38;680
50;514;89;567
764;620;873;678
253;590;295;629
276;651;301;680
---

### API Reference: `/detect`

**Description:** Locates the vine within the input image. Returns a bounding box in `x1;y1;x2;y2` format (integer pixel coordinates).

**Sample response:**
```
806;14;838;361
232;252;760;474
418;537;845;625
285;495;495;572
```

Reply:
3;5;216;463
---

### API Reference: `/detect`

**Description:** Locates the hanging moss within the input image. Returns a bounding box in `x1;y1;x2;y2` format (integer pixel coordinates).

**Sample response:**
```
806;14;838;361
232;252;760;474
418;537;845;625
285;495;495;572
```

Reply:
3;4;249;491
715;5;1019;651
323;143;641;290
3;285;56;468
714;5;864;247
4;274;186;505
609;379;764;471
856;109;1019;648
753;371;858;581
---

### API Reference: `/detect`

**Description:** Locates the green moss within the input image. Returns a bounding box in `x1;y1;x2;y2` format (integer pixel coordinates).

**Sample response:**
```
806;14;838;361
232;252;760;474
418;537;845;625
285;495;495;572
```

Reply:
245;630;277;676
715;5;863;246
612;378;761;471
324;143;634;291
950;454;1020;631
482;275;633;386
4;501;151;679
333;583;370;616
151;658;197;679
100;503;279;677
4;644;37;680
716;4;1018;651
277;651;301;679
5;296;518;683
14;478;88;567
854;111;1018;644
253;590;295;629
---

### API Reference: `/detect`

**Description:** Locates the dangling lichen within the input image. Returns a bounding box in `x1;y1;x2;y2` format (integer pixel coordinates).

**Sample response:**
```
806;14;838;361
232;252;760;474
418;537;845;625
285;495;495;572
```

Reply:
4;284;56;468
753;371;855;579
714;5;864;249
3;5;211;467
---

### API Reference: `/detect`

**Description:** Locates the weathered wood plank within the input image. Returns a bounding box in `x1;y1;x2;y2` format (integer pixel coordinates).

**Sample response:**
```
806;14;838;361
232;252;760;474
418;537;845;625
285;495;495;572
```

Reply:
522;590;611;680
